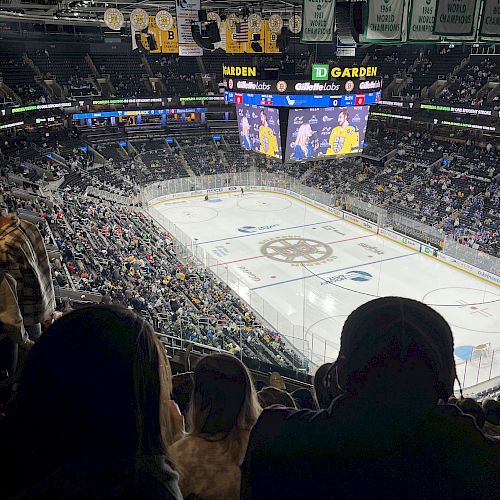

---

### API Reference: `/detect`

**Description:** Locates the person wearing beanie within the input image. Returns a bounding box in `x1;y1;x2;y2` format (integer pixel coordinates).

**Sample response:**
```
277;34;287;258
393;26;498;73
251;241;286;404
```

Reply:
241;297;500;500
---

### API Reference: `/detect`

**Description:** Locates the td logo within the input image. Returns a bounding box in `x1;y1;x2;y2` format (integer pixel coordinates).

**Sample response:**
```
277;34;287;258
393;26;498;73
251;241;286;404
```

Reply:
312;64;329;81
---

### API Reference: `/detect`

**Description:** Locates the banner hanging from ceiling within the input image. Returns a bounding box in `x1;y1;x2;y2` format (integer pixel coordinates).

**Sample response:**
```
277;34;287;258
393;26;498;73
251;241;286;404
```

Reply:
364;0;405;42
479;0;500;38
175;0;203;56
407;0;440;40
147;16;179;53
433;0;478;36
301;0;335;42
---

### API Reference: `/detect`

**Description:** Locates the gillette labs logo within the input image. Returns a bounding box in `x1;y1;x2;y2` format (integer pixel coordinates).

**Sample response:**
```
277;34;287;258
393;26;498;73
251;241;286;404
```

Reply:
238;224;279;233
322;270;373;284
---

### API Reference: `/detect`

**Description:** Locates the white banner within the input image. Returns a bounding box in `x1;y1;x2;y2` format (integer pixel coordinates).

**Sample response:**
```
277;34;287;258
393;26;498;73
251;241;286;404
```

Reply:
433;0;477;36
301;0;335;42
408;0;440;40
175;0;203;56
480;0;500;38
365;0;405;41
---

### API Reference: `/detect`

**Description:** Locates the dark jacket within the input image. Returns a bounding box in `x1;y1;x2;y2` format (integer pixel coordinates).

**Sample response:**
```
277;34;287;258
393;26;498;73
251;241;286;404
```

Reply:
10;455;182;500
241;396;500;499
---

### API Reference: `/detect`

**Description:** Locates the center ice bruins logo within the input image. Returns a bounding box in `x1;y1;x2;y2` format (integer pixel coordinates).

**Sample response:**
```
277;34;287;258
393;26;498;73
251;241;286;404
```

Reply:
259;236;336;266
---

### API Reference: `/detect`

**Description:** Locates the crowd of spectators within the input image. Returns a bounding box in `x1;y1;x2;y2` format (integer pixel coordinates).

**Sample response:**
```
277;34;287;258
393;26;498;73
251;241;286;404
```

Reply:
1;297;498;498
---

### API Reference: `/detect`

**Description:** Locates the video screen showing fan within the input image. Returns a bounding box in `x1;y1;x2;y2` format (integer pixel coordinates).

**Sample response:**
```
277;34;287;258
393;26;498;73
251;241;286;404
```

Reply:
285;106;370;162
236;104;282;160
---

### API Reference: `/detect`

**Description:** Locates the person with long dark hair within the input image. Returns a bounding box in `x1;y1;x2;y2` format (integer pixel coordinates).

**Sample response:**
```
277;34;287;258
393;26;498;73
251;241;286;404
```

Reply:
169;353;261;500
0;305;183;499
241;297;500;499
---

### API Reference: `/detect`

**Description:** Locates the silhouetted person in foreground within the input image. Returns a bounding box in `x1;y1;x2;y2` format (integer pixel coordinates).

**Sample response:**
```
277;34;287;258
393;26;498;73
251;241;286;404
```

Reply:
241;297;500;499
0;305;183;499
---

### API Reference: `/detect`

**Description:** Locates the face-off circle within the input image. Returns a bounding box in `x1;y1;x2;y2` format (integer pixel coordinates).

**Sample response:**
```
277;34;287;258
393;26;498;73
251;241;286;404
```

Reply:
260;237;333;264
164;205;219;224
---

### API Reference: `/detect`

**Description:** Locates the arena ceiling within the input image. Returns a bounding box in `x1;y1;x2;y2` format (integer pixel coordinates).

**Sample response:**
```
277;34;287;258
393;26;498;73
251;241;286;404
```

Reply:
0;0;305;26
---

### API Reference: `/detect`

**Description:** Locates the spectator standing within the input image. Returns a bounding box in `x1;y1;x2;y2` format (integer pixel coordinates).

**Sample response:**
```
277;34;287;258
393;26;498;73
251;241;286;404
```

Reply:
0;305;183;499
241;297;500;499
0;211;55;340
169;353;261;500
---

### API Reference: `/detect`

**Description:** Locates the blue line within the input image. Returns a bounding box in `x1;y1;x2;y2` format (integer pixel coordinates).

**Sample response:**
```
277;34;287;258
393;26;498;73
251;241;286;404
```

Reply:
249;252;418;291
197;219;340;245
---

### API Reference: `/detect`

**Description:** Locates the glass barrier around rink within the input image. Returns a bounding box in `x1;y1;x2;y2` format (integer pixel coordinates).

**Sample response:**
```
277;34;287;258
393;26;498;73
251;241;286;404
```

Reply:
142;172;499;383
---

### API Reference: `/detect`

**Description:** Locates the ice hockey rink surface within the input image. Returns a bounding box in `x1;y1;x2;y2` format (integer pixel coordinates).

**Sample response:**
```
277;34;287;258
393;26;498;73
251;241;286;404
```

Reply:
152;191;500;390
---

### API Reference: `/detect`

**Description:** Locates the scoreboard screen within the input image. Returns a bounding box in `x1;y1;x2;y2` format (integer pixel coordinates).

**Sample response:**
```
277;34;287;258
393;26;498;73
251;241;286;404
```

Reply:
236;104;282;160
284;106;370;162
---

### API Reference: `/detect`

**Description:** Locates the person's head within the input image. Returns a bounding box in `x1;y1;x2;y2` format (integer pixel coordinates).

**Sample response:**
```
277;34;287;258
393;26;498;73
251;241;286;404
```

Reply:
482;399;500;425
335;297;456;410
241;116;250;135
338;108;349;127
313;362;343;409
295;123;313;148
260;109;268;126
292;388;318;410
258;386;296;409
188;353;260;438
172;372;194;420
457;398;485;428
8;305;175;457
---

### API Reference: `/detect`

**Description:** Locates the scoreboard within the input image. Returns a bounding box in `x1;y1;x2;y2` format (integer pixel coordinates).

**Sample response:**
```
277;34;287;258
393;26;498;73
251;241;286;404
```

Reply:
224;91;381;108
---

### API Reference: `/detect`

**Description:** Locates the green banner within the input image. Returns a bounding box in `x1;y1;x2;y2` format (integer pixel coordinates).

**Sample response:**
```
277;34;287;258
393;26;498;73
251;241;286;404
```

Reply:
301;0;336;43
480;0;500;38
433;0;478;36
408;0;440;40
364;0;405;42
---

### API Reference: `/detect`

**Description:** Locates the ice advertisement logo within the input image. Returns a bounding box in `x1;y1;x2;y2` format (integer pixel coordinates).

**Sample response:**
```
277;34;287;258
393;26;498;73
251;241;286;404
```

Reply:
322;270;373;285
238;224;279;233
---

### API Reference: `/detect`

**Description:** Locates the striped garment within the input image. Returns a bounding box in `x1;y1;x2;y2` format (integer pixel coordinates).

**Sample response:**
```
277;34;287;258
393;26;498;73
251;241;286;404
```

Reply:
234;21;249;42
0;216;55;326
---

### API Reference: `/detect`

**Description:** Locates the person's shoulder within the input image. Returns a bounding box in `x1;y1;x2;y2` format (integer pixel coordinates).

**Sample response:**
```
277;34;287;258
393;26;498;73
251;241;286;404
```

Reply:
251;406;329;443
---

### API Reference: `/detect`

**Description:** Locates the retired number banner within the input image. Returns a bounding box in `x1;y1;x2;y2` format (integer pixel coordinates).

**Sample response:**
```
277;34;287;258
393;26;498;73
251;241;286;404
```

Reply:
408;0;440;40
433;0;477;36
480;0;500;38
301;0;336;43
365;0;405;42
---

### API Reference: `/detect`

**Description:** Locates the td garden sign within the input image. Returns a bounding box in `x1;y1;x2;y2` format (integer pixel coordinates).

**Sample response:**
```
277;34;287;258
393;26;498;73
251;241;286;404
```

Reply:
312;65;379;80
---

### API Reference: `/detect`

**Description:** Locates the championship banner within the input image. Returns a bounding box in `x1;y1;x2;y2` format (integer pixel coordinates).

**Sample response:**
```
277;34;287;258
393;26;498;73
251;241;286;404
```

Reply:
408;0;440;40
364;0;405;42
301;0;335;42
479;0;500;38
175;0;203;56
225;19;245;53
263;20;281;53
147;16;179;53
433;0;477;36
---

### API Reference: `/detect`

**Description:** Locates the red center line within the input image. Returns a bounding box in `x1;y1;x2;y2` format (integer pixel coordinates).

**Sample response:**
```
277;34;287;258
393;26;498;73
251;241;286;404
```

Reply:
208;234;376;267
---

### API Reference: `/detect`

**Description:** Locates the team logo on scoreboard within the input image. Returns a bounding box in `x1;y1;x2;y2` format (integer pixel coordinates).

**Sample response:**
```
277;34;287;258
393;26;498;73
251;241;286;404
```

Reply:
345;80;355;92
228;79;234;90
276;80;288;92
259;236;336;266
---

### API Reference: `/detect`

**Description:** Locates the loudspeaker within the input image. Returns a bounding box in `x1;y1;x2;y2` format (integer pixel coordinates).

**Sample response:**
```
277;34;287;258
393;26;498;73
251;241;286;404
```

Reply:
206;21;221;43
251;42;263;52
276;27;290;52
335;3;363;44
191;23;214;50
252;33;261;41
198;10;207;22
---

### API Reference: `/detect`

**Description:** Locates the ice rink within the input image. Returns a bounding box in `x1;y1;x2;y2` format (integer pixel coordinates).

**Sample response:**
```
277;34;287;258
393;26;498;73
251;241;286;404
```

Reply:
152;190;500;390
